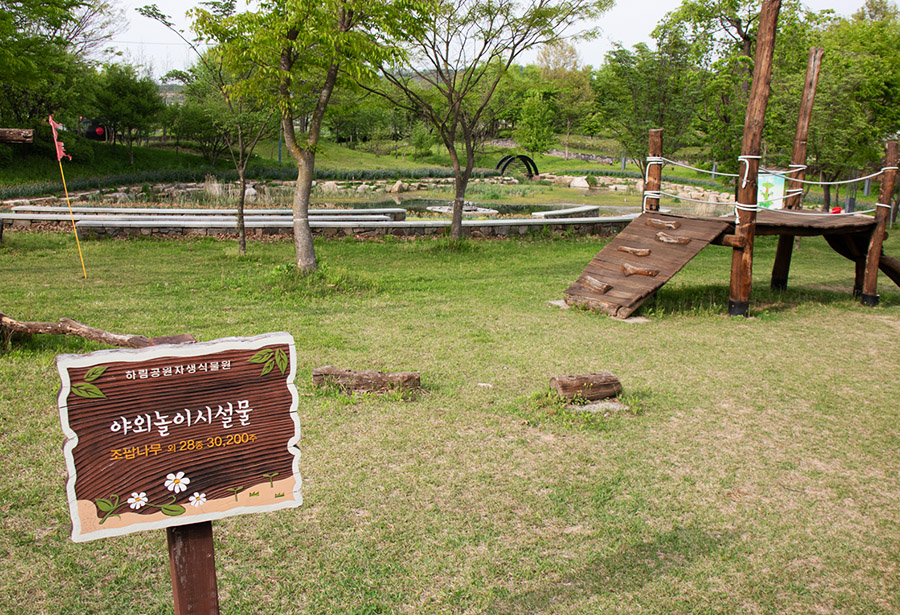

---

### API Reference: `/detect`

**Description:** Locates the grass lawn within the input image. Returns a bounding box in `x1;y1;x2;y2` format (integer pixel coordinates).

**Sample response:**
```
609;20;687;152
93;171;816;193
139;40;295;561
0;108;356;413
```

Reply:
1;228;900;614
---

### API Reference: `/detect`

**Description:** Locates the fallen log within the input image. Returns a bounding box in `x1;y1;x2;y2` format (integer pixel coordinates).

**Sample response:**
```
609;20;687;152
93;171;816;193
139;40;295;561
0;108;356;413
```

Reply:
0;128;34;144
1;313;195;348
550;372;622;401
312;366;421;393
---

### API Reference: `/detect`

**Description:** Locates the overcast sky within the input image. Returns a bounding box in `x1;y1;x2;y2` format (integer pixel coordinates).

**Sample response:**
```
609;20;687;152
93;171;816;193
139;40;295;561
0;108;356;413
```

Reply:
108;0;872;78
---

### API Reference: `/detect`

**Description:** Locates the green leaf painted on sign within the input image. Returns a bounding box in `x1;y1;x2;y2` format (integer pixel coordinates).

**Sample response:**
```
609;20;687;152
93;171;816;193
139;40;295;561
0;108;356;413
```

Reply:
95;498;116;512
261;359;275;376
72;382;107;399
248;349;274;364
84;366;108;382
275;348;288;375
159;504;186;517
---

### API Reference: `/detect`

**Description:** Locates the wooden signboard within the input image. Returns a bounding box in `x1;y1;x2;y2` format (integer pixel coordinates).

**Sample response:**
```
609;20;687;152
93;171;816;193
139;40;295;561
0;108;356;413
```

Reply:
56;332;301;543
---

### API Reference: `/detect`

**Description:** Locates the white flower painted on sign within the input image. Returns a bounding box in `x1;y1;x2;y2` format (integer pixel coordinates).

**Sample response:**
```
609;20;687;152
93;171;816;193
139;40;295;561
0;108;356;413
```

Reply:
164;471;191;494
127;492;148;509
189;492;207;508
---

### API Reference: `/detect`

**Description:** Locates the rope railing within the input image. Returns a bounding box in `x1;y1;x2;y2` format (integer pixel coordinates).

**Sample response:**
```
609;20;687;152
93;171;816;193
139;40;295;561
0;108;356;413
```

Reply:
643;156;896;218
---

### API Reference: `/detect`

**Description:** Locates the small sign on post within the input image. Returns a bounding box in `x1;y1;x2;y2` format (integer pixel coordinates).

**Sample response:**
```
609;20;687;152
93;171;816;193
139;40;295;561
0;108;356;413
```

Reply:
56;332;301;543
758;173;786;209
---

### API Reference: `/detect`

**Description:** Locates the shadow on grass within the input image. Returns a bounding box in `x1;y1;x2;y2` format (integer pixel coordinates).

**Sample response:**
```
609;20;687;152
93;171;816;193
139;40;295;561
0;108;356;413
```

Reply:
492;525;735;613
636;282;892;317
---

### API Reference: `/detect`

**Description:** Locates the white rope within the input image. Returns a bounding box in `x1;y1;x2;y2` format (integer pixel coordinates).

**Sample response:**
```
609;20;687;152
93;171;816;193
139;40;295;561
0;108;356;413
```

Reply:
876;202;892;209
777;166;898;187
644;156;665;182
737;155;761;189
653;157;740;179
760;164;807;177
641;190;662;212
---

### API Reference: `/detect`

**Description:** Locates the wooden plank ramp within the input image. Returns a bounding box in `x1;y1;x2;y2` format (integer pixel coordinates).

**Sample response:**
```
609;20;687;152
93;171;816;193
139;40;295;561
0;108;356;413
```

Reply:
565;213;731;319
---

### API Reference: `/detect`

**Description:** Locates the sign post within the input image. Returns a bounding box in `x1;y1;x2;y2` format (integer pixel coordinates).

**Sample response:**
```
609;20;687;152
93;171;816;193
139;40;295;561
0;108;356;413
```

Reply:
56;332;301;612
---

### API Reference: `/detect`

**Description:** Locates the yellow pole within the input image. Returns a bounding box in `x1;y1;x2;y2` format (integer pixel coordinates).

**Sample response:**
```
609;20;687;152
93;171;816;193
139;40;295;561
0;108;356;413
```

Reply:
58;159;87;279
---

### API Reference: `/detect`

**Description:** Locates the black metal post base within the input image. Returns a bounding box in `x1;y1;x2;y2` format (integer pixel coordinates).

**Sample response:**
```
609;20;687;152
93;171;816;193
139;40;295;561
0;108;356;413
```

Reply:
861;293;880;307
770;278;788;291
728;300;750;317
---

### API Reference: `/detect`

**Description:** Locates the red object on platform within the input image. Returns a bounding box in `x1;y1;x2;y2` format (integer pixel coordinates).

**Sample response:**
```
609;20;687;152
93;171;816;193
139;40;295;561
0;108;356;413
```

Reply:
830;207;842;214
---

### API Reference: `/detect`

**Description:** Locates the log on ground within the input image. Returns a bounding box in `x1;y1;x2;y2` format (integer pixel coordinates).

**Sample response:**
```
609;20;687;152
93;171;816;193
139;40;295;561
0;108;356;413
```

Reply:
312;366;421;393
1;313;195;348
550;372;622;401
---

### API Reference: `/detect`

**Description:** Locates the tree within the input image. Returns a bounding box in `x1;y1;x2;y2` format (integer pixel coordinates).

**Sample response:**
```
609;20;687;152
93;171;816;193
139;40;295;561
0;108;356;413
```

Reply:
191;0;430;271
538;40;593;159
142;4;285;255
369;0;613;239
172;100;230;166
0;0;119;127
515;90;556;156
93;63;165;164
652;0;815;172
591;34;701;174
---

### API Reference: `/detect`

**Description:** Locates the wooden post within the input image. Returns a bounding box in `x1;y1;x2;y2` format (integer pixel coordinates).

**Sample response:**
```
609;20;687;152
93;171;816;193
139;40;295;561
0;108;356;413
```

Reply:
168;522;220;615
729;0;782;317
645;129;663;212
771;46;823;290
861;141;899;306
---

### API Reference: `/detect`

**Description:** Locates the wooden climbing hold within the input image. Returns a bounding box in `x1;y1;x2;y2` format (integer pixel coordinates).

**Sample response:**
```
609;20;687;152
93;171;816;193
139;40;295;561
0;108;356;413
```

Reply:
622;262;660;277
657;231;691;245
583;276;612;294
646;218;681;230
617;246;651;257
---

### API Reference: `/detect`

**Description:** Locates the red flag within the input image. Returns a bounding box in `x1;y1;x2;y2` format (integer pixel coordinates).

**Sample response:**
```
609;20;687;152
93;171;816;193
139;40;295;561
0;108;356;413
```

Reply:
48;115;72;162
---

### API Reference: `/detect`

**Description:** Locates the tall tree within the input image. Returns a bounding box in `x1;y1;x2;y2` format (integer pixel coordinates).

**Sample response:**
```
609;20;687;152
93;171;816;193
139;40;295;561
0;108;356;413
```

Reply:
590;32;701;173
538;40;593;159
143;1;279;255
93;63;165;164
515;89;556;156
368;0;613;239
191;0;429;271
0;0;120;126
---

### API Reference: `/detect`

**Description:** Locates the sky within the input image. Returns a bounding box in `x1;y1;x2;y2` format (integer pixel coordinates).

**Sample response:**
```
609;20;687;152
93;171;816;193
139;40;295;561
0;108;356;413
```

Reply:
108;0;873;79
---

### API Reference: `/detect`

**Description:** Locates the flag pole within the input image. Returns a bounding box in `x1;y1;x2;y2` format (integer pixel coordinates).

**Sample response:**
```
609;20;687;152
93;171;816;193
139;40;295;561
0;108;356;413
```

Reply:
58;159;87;279
49;115;87;279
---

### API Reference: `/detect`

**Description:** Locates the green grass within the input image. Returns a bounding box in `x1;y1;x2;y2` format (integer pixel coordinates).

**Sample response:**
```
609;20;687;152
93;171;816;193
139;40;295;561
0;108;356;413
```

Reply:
2;227;900;614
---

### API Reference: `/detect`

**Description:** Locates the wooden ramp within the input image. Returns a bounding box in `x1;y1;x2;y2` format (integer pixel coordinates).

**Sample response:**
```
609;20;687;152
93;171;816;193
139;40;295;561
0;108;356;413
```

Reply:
565;213;731;318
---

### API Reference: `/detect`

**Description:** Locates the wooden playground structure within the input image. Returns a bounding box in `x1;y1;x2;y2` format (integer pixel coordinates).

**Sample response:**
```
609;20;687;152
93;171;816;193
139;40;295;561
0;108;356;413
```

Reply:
565;0;900;319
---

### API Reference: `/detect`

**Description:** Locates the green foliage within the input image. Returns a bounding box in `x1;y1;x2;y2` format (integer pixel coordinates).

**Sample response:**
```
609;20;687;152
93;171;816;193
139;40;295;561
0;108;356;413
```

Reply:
515;90;557;155
93;63;166;164
590;33;701;173
409;122;435;159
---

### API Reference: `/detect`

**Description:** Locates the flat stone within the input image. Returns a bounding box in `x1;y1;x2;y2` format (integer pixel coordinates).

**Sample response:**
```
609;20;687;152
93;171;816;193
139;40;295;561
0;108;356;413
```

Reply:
566;399;629;413
569;177;590;189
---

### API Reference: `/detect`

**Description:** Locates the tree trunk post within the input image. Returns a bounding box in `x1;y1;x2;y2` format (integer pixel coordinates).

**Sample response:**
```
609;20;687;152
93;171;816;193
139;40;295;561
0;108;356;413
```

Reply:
771;46;823;290
167;521;220;615
861;140;899;306
293;154;317;272
237;174;247;256
729;0;781;317
645;129;663;212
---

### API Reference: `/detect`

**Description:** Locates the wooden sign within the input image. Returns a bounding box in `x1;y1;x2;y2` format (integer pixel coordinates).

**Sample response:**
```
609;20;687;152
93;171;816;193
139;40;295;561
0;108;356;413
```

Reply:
56;332;301;542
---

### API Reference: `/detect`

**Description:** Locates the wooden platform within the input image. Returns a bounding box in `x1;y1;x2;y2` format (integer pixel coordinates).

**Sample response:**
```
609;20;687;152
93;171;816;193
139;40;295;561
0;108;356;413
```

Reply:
564;213;731;318
565;208;898;319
